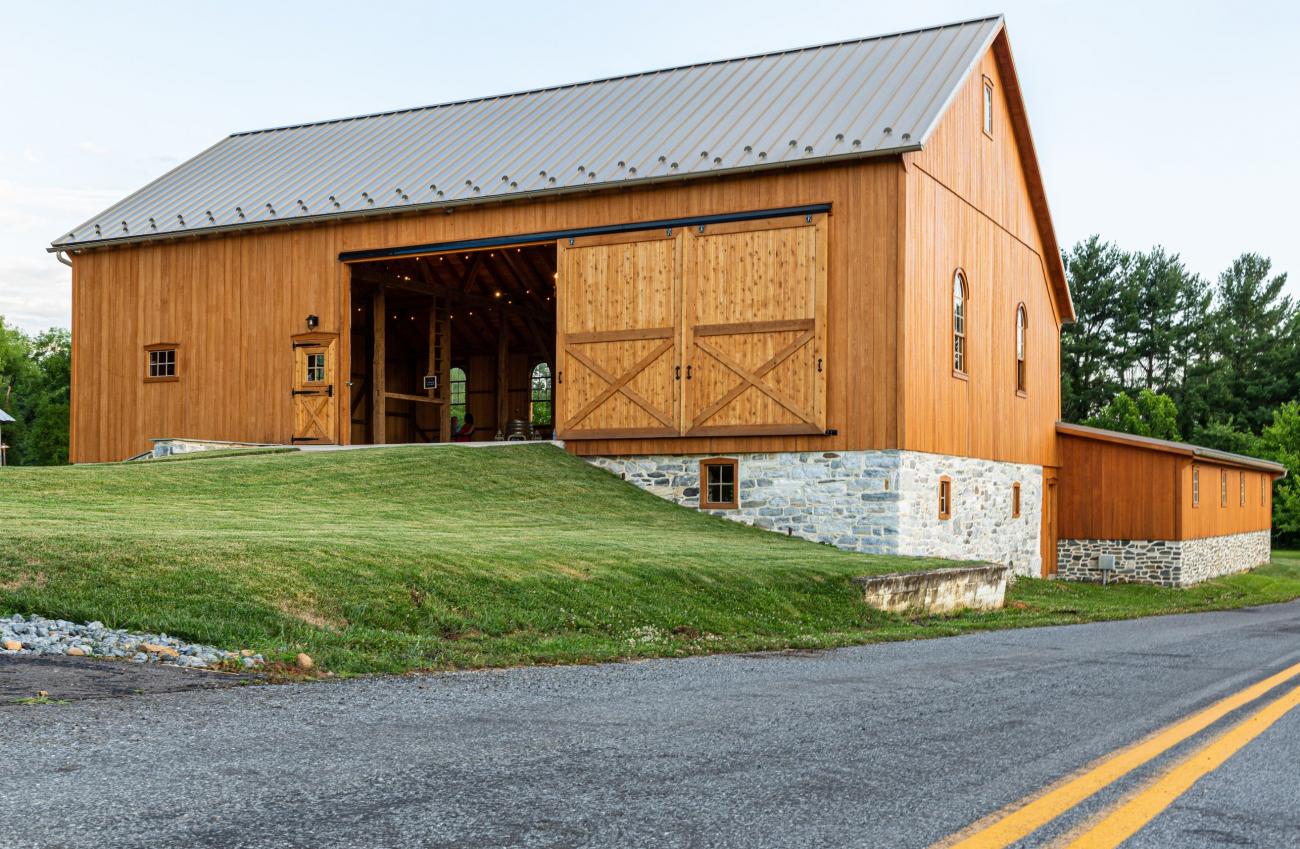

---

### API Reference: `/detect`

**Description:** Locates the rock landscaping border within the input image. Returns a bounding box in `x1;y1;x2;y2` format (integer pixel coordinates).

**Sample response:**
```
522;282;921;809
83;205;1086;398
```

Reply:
2;614;264;670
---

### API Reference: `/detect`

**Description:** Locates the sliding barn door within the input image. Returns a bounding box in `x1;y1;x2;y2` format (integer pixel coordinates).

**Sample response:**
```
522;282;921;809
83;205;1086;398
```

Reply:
682;214;827;436
555;230;682;439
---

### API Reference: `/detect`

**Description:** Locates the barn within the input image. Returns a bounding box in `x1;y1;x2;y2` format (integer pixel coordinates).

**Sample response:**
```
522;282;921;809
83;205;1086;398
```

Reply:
49;15;1283;584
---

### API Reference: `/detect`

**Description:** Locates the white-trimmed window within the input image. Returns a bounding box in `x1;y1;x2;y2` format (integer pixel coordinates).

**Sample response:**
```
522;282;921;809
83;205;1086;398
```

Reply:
953;271;968;376
1015;304;1027;395
982;77;994;136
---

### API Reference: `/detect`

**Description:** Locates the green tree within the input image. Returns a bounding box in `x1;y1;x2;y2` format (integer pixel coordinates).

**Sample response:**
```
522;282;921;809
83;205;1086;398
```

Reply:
1189;418;1261;457
1087;389;1181;441
0;316;71;465
1124;247;1210;396
1060;237;1134;421
1259;402;1300;543
1198;255;1294;434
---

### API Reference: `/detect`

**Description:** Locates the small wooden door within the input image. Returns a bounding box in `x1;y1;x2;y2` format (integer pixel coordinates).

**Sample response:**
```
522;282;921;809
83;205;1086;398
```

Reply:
682;214;827;436
555;230;682;439
291;334;337;444
1041;471;1059;577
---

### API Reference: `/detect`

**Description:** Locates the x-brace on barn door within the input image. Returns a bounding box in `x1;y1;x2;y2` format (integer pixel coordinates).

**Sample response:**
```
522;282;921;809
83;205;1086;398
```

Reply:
554;213;826;440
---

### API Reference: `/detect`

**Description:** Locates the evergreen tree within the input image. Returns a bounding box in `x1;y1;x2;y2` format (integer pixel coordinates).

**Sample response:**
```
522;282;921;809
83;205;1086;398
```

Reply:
1124;248;1209;395
1260;401;1300;543
1200;254;1294;433
1060;237;1133;421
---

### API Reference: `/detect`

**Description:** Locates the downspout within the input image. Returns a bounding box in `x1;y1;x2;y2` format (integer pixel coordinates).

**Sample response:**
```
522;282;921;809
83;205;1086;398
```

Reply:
55;250;73;267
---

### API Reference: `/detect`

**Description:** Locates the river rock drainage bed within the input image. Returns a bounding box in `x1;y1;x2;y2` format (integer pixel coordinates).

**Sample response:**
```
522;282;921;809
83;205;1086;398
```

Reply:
2;614;264;670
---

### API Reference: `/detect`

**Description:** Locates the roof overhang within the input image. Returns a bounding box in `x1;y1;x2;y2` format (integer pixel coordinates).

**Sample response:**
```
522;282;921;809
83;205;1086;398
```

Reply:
1056;422;1288;478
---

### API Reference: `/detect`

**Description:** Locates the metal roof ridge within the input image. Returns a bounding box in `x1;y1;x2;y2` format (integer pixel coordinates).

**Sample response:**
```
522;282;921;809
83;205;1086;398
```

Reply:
229;14;1006;138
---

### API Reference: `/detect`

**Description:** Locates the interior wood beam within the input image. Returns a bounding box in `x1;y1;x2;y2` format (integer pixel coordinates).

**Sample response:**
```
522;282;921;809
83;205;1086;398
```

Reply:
371;289;386;444
496;311;509;434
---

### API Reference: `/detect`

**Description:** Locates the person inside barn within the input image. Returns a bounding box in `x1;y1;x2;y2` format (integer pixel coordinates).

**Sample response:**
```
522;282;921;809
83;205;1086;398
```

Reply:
453;413;476;442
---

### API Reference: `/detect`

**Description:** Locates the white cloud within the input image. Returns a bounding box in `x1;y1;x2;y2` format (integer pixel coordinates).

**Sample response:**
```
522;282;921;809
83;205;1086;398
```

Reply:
22;147;42;165
0;180;123;332
78;140;111;156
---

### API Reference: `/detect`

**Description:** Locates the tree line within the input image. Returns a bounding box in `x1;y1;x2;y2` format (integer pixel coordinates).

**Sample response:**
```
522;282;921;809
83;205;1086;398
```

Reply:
0;317;70;466
1062;236;1299;541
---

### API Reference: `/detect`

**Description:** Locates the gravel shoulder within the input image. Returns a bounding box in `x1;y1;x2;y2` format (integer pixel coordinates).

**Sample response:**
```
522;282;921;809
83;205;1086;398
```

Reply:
0;653;258;703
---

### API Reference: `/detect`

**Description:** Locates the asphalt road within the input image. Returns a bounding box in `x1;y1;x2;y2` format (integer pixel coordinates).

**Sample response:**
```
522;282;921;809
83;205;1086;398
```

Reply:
3;603;1299;849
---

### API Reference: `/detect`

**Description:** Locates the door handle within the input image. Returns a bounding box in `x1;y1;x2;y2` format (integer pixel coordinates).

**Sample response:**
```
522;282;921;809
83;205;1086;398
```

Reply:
675;365;681;381
686;365;692;379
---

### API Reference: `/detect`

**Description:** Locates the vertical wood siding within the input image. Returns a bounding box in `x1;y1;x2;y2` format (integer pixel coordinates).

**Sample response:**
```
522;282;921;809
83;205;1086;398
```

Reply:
900;46;1061;468
70;160;899;462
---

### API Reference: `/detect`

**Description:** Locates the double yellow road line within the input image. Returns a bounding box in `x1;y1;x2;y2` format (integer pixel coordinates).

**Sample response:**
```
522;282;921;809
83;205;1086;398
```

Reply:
932;661;1300;849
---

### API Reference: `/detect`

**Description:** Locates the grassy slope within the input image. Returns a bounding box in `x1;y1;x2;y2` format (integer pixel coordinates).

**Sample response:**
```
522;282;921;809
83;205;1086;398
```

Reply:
1;445;1298;674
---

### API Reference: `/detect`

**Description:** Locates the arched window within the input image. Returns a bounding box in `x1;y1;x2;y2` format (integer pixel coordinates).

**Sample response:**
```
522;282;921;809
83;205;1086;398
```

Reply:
952;271;968;376
1015;304;1027;394
449;367;468;423
530;362;553;426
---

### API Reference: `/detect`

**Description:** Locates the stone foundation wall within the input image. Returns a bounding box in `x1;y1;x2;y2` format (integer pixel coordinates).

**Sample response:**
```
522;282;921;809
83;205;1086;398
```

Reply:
1180;530;1272;585
586;450;1042;576
1057;530;1271;587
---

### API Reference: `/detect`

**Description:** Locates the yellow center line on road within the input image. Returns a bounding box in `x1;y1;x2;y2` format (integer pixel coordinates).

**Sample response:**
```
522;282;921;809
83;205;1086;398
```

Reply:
1060;684;1300;849
929;661;1300;849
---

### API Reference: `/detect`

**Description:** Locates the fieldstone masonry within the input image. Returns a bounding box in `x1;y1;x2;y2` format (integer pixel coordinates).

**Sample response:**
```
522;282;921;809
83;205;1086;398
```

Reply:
1057;530;1271;587
587;450;1043;577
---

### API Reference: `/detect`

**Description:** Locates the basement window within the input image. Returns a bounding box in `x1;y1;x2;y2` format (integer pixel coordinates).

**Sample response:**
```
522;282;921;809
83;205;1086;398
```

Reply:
144;344;178;382
700;458;738;510
1012;482;1021;518
939;476;953;520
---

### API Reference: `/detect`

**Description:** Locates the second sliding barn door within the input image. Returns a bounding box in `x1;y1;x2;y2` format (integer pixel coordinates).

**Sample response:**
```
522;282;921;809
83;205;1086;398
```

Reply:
555;230;682;439
682;214;827;436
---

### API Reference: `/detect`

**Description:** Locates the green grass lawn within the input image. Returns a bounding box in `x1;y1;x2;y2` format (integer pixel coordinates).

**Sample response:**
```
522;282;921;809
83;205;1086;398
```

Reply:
2;444;1298;675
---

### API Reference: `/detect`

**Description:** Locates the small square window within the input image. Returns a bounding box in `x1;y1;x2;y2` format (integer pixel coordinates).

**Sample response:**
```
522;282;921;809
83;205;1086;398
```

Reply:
306;352;326;383
145;346;178;381
939;476;953;520
700;459;738;510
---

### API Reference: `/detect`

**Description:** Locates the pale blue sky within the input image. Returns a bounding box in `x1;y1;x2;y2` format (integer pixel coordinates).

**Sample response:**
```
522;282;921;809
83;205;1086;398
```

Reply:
2;0;1297;331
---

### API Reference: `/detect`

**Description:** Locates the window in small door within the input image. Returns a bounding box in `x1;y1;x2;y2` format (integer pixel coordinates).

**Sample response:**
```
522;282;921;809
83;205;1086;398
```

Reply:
700;458;739;509
305;352;326;384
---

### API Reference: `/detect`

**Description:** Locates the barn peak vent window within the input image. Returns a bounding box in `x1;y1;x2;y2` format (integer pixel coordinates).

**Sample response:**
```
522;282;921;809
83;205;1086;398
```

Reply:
939;476;953;520
144;344;178;382
952;270;968;377
700;458;738;510
982;77;994;137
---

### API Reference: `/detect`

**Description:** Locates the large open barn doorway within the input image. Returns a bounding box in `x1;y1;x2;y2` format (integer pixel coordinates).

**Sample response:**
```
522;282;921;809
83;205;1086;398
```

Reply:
347;244;557;444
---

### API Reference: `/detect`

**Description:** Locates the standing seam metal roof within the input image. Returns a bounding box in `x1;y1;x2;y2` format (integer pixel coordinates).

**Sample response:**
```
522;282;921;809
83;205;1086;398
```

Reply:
52;15;1004;250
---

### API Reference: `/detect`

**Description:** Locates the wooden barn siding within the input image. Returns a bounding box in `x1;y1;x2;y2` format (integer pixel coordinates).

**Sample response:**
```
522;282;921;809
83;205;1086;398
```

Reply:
899;43;1060;468
69;160;899;463
1179;461;1274;539
1058;434;1274;541
1057;435;1180;541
